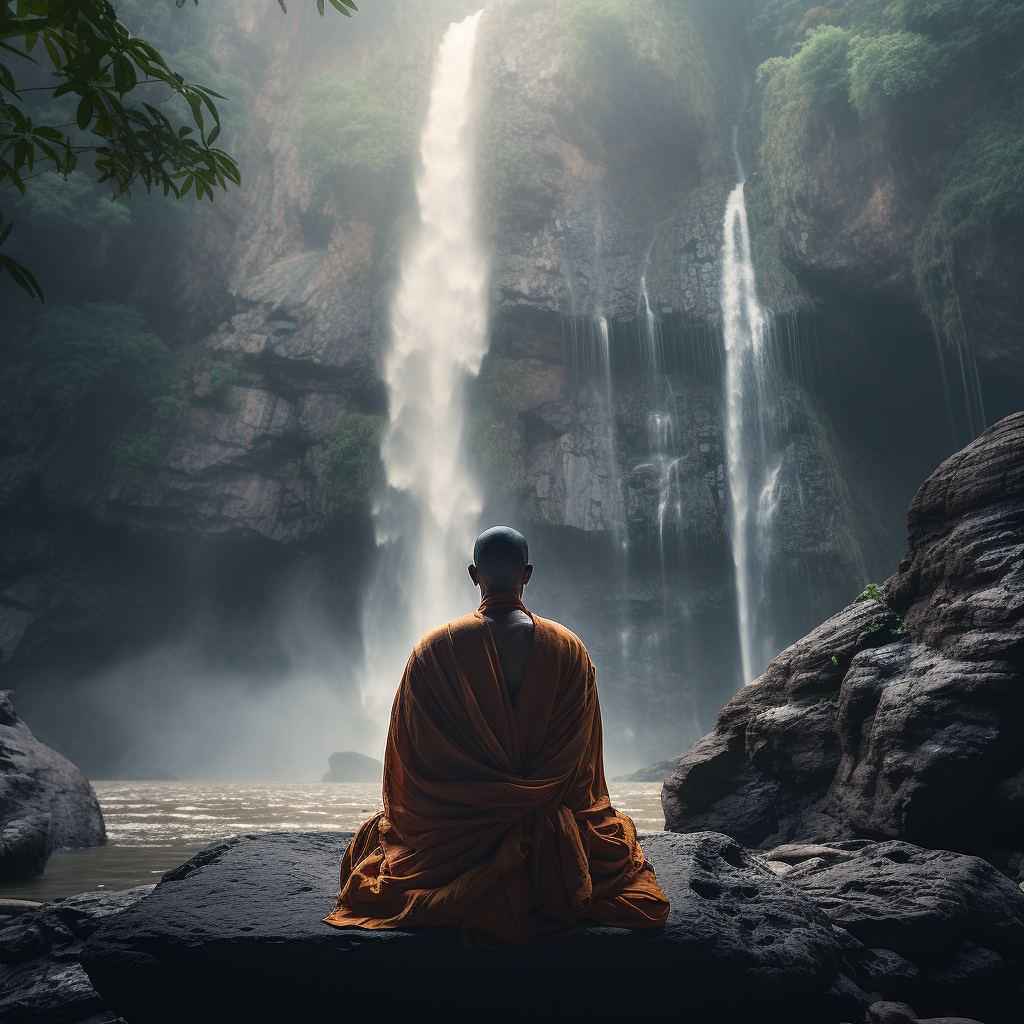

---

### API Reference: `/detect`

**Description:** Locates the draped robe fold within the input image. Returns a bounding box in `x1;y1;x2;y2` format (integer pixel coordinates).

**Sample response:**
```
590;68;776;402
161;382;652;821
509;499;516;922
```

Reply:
323;593;669;948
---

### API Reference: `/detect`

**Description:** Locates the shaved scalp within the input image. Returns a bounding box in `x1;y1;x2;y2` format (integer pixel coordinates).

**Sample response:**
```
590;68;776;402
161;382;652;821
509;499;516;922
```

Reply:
473;526;529;593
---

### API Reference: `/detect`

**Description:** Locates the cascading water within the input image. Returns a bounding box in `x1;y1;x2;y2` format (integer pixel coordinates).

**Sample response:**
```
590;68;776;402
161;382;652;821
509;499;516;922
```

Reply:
363;11;487;716
720;134;782;686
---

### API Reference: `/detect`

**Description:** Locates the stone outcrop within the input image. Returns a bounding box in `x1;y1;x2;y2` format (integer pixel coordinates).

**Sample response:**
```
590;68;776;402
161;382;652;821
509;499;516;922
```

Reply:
765;839;1024;1024
755;67;1024;378
320;750;382;783
0;692;105;882
73;830;1024;1024
81;830;842;1021
0;885;151;1024
662;411;1024;858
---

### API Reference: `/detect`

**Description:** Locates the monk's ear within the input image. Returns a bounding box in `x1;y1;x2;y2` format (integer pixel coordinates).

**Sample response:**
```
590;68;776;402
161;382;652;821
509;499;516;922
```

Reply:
468;564;479;586
523;564;534;587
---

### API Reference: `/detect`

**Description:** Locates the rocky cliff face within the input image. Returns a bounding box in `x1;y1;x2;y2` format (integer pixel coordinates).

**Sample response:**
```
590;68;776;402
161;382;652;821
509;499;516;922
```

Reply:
1;0;1021;777
662;411;1024;860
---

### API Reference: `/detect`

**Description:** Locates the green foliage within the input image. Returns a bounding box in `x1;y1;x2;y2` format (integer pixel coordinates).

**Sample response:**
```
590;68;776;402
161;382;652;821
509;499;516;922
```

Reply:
751;0;846;60
2;0;358;299
743;175;813;315
854;582;910;637
466;354;526;493
790;25;852;102
755;2;1023;354
24;300;186;493
29;301;172;425
848;31;941;113
755;55;790;87
19;170;132;234
914;108;1024;348
556;0;732;131
109;429;164;492
298;73;410;180
0;0;241;299
319;412;385;519
207;359;239;405
558;0;633;83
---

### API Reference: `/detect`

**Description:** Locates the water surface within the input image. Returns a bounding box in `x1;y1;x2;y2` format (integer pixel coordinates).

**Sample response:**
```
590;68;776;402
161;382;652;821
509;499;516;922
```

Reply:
0;781;664;902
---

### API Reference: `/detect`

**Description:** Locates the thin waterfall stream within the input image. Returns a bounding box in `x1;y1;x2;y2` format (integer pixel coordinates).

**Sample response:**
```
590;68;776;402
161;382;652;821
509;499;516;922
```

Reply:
720;133;781;686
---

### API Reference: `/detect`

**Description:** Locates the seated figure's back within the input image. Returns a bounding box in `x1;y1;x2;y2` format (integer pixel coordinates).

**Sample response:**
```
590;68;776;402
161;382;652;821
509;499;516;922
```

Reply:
482;601;533;707
324;526;669;948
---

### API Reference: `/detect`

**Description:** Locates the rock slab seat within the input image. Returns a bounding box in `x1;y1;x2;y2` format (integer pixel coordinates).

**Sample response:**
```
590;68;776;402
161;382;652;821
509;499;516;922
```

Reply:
81;830;840;1022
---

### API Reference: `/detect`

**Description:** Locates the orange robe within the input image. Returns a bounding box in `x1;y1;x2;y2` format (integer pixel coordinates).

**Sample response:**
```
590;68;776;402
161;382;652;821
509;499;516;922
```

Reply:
323;592;669;948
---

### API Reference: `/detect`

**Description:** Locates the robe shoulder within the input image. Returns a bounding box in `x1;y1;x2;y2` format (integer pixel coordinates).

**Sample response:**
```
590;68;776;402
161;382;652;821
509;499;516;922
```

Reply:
412;612;483;657
412;612;591;663
529;614;591;665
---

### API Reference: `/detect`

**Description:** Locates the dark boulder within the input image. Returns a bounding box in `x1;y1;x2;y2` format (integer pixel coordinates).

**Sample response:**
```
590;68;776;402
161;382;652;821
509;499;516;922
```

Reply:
0;886;151;1024
778;841;1024;1023
320;750;382;783
81;830;842;1022
0;692;105;881
663;413;1024;858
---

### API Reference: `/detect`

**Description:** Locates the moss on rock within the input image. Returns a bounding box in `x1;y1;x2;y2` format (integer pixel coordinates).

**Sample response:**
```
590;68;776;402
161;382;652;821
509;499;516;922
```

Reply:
317;413;386;521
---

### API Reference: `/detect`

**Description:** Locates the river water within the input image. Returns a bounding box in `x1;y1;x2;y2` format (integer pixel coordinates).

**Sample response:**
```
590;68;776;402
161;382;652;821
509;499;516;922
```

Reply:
0;781;665;903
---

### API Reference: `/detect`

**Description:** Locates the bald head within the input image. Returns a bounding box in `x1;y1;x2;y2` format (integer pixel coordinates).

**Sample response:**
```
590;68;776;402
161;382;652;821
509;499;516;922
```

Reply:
470;526;531;595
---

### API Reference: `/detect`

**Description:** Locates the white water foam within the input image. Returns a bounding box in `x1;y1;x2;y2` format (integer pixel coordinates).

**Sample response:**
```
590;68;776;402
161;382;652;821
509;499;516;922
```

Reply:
720;169;779;686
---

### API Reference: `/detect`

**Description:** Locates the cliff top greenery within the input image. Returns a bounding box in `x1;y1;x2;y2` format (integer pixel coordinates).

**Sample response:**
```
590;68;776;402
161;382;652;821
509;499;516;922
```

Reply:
298;72;410;180
753;0;1023;349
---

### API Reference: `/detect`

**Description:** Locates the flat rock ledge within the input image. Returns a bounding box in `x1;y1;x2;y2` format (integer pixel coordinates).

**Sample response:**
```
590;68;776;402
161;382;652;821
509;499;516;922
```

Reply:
64;830;1024;1024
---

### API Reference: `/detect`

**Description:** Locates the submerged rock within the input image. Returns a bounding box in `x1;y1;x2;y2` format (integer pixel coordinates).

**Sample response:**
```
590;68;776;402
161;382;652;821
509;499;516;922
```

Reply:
320;751;382;783
0;692;105;882
663;412;1024;858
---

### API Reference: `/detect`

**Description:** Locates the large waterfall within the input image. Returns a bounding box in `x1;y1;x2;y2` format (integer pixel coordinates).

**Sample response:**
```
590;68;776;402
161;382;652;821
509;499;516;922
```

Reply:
364;11;488;714
720;144;781;687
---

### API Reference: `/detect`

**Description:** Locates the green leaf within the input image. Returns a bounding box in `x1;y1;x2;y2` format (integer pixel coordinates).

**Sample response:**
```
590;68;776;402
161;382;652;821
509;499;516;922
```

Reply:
0;248;44;300
76;93;94;130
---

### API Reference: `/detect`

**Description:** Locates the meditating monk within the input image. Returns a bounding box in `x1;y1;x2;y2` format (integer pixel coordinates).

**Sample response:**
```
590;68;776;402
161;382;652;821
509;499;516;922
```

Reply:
323;526;669;948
